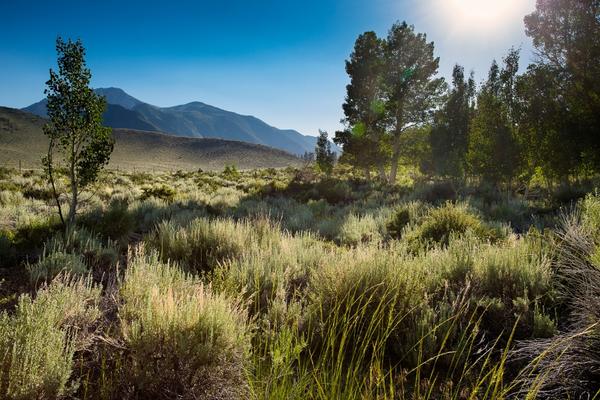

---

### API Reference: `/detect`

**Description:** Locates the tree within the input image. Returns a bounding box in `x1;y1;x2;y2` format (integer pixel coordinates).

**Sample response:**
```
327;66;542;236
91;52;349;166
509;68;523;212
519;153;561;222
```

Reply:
467;60;520;186
524;0;600;171
515;64;582;182
430;65;475;178
43;37;114;229
315;130;335;175
383;21;445;184
337;31;388;180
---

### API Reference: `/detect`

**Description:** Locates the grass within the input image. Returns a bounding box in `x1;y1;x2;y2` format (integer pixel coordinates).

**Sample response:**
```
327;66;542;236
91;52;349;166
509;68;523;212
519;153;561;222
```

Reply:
0;166;599;398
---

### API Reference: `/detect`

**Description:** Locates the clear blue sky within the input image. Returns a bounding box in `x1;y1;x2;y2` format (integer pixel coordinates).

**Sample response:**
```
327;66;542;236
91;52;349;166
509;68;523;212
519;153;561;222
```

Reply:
0;0;536;136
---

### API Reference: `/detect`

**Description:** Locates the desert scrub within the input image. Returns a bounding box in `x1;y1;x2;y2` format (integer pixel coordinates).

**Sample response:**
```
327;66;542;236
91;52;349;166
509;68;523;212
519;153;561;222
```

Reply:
118;249;250;399
0;277;101;400
28;251;88;284
80;198;135;241
0;229;17;268
28;228;118;283
404;202;507;251
140;184;177;203
387;201;431;239
336;213;382;246
146;217;280;273
215;231;323;320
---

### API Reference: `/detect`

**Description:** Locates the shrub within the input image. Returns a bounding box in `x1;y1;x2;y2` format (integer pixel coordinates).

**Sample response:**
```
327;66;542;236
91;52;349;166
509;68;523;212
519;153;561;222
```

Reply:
387;201;430;240
21;183;54;201
405;202;505;250
81;199;135;240
410;181;457;204
222;164;241;180
118;249;249;399
28;228;119;283
0;277;101;400
512;204;600;397
316;179;352;204
0;230;17;268
140;185;177;203
336;213;381;246
28;252;88;284
305;245;429;368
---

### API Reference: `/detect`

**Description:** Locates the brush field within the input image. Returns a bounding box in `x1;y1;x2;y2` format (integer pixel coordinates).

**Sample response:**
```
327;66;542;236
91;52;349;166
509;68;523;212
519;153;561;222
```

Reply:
0;165;599;399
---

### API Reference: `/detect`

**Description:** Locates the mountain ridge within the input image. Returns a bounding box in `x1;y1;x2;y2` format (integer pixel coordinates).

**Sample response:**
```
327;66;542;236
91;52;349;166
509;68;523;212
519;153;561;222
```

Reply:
0;106;302;171
22;88;333;156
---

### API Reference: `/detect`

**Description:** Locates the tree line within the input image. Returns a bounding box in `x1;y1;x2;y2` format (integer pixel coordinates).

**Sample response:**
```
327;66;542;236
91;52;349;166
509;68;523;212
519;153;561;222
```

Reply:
332;0;600;187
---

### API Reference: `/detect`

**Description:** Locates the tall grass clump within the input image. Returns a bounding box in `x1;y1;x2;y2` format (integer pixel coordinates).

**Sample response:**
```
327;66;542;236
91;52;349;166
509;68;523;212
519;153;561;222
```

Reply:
511;195;600;398
146;217;280;273
117;249;250;399
0;277;101;400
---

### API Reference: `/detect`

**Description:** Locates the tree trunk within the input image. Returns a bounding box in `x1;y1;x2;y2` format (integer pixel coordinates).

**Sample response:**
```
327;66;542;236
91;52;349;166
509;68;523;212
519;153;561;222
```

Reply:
377;163;387;182
388;136;402;185
364;167;371;181
67;137;78;229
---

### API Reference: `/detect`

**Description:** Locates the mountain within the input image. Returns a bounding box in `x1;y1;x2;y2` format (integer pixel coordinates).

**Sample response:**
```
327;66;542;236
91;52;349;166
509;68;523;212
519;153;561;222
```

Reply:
23;88;333;156
0;106;302;171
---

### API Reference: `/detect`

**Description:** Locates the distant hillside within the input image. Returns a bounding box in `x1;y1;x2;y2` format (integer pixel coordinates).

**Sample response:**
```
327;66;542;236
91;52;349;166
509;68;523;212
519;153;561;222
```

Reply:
0;107;302;171
23;87;335;156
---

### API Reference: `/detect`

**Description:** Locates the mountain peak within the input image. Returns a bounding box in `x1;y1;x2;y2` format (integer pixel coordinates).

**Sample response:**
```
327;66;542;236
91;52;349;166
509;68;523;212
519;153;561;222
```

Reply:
94;87;142;110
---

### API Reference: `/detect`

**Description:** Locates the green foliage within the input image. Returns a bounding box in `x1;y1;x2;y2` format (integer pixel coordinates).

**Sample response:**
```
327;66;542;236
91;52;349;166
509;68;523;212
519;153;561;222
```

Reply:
430;65;474;178
0;277;101;400
467;57;521;187
405;202;504;249
146;217;277;273
315;130;336;175
387;201;429;239
28;252;88;284
222;164;240;180
43;37;114;227
140;184;177;203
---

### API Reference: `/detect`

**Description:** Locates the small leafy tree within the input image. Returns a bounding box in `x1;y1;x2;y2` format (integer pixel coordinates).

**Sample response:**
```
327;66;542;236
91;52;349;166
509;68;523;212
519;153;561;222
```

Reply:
315;130;336;175
43;37;114;229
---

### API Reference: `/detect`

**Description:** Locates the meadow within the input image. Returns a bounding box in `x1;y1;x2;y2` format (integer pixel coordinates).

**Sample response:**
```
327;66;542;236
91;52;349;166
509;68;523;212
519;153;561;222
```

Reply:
0;165;599;399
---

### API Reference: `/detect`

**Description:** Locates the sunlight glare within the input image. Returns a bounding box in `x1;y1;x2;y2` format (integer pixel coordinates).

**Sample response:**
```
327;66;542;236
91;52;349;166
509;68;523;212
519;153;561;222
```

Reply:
431;0;534;36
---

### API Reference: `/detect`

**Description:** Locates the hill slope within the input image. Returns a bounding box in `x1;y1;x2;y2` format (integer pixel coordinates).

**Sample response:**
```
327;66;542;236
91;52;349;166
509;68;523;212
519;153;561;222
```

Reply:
23;88;329;156
0;107;302;171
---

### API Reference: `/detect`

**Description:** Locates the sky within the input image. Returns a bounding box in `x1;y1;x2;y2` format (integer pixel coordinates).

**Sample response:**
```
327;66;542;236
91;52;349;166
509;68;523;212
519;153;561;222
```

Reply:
0;0;536;137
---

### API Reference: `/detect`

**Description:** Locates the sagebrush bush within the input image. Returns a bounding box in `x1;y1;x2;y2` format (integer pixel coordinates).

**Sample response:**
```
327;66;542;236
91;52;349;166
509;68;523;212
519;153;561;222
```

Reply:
0;229;17;268
404;202;505;250
28;228;119;283
0;277;101;400
336;213;382;246
387;201;430;239
28;251;88;284
118;249;250;399
140;184;177;202
81;199;136;240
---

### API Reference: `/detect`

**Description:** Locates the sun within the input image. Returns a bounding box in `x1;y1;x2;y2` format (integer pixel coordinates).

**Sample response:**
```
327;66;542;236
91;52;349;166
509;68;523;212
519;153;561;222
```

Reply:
429;0;535;36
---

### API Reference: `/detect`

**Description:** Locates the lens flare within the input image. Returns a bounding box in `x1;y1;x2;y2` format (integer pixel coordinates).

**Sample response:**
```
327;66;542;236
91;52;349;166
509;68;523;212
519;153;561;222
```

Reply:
429;0;535;37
